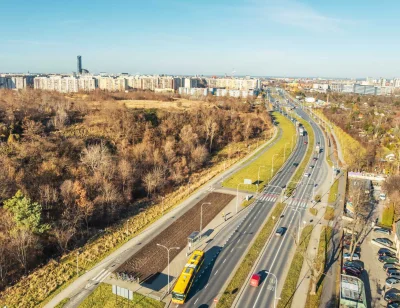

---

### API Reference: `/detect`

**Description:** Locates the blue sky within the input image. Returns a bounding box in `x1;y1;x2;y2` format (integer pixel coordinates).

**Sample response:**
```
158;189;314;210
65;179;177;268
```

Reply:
1;0;399;78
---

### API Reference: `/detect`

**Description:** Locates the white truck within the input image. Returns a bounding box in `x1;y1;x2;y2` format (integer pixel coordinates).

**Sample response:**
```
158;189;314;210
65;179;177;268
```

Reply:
315;145;320;153
299;127;304;136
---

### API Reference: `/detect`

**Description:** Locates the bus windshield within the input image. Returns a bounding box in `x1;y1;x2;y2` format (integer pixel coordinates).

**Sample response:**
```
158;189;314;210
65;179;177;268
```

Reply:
172;292;185;300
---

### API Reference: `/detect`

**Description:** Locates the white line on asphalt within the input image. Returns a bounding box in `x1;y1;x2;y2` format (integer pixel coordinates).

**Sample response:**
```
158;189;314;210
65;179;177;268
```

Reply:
205;284;208;289
223;258;226;263
231;248;234;252
214;270;219;276
194;298;199;305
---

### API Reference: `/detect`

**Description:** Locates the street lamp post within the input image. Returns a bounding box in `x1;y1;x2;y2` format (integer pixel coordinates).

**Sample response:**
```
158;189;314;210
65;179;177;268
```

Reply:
257;165;267;193
157;244;180;294
200;202;211;240
76;251;80;277
236;183;248;214
284;143;290;161
264;271;280;308
271;154;278;179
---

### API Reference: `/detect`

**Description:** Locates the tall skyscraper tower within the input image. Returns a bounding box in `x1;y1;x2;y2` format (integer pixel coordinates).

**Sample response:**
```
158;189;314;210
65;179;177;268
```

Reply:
77;55;82;74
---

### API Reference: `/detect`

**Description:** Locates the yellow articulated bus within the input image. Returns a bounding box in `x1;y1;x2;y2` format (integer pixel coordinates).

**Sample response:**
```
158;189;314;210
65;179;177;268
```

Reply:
171;250;205;304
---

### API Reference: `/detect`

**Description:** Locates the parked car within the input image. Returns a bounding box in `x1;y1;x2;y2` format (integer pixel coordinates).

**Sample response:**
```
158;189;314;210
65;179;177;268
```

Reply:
373;238;394;247
388;269;400;277
385;289;400;303
375;228;391;235
380;256;400;264
276;227;286;237
388;302;400;308
391;272;400;279
384;264;400;271
387;278;400;287
343;267;360;277
379;248;397;255
380;251;397;258
343;245;361;253
344;253;360;260
344;260;364;271
250;273;261;287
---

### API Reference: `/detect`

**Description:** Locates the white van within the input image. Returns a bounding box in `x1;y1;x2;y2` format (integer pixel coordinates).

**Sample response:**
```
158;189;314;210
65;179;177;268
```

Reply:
380;193;386;200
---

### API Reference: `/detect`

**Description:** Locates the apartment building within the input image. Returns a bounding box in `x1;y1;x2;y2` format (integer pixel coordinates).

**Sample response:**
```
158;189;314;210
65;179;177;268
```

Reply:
0;75;34;89
78;76;97;91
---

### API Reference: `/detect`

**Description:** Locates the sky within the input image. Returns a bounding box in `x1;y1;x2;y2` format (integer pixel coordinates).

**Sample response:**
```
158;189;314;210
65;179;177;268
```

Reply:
1;0;399;78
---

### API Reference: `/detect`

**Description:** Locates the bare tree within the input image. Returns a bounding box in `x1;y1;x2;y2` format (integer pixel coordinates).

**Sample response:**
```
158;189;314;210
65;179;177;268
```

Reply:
80;143;111;174
209;122;219;152
118;159;133;193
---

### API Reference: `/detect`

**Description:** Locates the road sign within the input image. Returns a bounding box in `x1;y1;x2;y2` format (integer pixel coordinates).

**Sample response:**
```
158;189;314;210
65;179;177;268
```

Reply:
244;179;252;185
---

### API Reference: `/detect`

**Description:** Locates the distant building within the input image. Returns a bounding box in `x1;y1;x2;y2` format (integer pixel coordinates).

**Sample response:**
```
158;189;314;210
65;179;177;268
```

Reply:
77;56;82;75
0;75;34;89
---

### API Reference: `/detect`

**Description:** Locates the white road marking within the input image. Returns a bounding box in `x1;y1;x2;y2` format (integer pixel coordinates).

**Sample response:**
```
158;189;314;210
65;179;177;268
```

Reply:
214;270;219;276
205;284;209;289
194;298;199;305
223;258;226;264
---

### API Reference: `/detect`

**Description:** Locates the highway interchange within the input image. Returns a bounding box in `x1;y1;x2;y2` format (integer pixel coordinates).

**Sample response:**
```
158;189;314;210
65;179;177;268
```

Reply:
181;90;329;307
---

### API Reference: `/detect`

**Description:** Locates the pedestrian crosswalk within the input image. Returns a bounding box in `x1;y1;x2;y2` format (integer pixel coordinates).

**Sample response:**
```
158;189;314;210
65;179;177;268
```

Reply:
91;269;110;283
206;186;215;192
257;194;278;203
257;193;309;208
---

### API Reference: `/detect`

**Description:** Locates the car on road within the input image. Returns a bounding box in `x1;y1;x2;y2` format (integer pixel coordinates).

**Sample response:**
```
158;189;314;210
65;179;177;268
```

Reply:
276;227;286;237
309;165;314;169
317;142;320;145
304;173;311;177
387;278;400;287
343;253;360;260
313;157;318;161
375;228;391;235
373;238;394;247
385;289;400;303
304;141;308;144
250;273;261;287
293;163;299;167
344;260;364;271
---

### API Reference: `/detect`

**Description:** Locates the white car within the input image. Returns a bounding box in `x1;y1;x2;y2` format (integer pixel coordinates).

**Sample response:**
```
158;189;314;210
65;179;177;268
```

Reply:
343;253;360;260
304;173;311;177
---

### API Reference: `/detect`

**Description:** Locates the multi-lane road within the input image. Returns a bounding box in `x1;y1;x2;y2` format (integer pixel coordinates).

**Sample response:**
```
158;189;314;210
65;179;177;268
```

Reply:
234;97;328;308
181;98;320;307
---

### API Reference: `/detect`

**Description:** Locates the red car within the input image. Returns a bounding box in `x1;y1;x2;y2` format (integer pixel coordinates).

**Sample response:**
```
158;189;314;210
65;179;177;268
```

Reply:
250;273;261;287
304;141;308;144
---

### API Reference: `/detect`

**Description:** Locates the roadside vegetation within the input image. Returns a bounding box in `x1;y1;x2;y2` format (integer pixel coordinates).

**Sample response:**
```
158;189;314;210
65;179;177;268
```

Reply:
78;283;165;308
305;226;333;308
285;116;315;196
328;180;339;203
381;203;395;227
324;206;335;221
0;89;272;307
222;112;296;192
217;202;286;308
277;225;313;308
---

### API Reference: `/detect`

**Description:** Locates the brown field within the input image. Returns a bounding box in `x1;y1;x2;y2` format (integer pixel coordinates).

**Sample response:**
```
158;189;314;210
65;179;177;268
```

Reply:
122;99;213;110
116;192;234;282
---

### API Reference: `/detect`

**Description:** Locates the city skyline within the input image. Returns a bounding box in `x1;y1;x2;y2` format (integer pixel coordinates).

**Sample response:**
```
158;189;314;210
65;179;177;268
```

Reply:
1;0;400;77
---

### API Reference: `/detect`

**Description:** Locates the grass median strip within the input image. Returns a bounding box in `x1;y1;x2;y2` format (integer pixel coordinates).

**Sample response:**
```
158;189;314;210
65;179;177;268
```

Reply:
216;202;286;308
305;226;333;308
381;203;395;227
277;225;313;308
78;283;165;308
324;206;335;220
286;117;315;196
222;112;296;192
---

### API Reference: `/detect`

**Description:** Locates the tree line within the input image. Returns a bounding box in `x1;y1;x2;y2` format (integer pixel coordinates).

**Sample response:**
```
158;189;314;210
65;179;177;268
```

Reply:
0;89;271;290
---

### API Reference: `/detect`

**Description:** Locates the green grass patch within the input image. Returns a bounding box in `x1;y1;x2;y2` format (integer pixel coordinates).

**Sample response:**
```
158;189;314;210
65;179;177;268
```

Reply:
305;226;333;308
55;298;70;308
217;202;286;308
277;225;313;308
241;198;256;208
381;203;395;228
286;117;315;196
222;113;296;192
78;283;165;308
328;180;339;204
324;206;335;221
309;208;318;216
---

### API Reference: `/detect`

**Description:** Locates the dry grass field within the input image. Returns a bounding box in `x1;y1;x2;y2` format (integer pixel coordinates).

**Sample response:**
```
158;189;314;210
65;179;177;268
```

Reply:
122;99;213;110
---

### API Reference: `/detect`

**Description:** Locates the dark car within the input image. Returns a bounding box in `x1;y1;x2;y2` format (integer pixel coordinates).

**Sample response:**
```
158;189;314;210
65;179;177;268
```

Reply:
380;251;397;257
343;245;361;253
276;227;286;237
343;267;360;277
380;248;397;255
388;302;400;308
386;268;400;277
387;278;400;288
374;238;394;248
293;162;299;167
344;260;364;271
385;289;400;303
